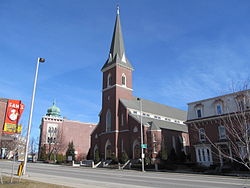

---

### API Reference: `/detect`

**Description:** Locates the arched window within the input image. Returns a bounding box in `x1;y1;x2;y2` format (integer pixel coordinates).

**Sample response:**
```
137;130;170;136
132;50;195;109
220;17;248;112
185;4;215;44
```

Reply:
105;140;112;160
106;109;111;132
172;136;176;151
120;113;124;127
199;128;206;141
197;108;202;118
214;99;223;115
216;104;222;115
195;104;203;118
94;145;99;161
107;73;112;87
121;139;124;152
218;125;226;139
121;73;126;86
152;134;157;153
132;139;140;159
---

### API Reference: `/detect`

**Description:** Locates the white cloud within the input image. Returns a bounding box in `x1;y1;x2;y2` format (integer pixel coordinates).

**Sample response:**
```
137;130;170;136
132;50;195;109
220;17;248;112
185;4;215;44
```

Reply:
153;40;250;109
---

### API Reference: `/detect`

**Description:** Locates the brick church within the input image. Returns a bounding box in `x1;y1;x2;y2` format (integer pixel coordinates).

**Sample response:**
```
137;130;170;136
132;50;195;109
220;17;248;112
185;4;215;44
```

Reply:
90;9;189;162
38;102;96;160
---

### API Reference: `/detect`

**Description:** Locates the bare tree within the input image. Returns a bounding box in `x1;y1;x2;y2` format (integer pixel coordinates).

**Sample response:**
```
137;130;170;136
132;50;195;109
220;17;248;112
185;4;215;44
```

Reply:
47;126;66;161
220;88;250;170
0;123;27;159
29;137;39;161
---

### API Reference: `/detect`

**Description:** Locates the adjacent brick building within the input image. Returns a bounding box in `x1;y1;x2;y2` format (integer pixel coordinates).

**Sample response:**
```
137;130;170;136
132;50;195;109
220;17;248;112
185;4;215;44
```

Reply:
186;90;250;167
38;102;96;160
0;98;8;135
89;9;189;162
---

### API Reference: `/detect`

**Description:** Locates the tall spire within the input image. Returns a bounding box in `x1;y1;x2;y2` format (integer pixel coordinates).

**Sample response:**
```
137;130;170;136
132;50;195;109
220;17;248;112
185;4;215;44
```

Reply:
101;7;134;72
109;6;125;62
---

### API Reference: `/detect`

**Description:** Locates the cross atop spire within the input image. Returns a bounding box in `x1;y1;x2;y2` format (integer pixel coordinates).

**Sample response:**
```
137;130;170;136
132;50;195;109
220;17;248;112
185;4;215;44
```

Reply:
53;99;56;106
117;5;120;15
101;7;134;72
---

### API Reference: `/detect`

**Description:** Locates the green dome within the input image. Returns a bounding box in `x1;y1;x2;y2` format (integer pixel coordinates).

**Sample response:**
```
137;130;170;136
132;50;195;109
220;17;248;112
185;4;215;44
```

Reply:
46;101;61;117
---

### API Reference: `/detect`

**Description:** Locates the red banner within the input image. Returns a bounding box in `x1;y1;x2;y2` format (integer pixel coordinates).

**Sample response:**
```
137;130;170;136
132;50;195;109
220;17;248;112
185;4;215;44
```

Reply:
3;99;25;134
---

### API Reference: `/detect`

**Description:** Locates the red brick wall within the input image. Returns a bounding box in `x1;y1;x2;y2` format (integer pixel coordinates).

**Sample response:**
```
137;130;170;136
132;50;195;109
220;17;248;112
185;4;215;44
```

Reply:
39;117;96;160
103;67;117;89
0;100;7;135
62;120;96;159
146;130;162;158
124;114;141;158
96;64;133;158
187;121;225;163
161;129;186;157
116;66;133;89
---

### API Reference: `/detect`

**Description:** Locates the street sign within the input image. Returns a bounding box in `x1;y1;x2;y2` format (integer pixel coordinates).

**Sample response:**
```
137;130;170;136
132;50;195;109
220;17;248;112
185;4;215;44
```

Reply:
68;156;73;161
141;144;147;149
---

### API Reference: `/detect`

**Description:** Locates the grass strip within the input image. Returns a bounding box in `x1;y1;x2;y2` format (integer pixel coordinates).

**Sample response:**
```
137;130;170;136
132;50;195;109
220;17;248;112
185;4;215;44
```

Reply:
0;176;71;188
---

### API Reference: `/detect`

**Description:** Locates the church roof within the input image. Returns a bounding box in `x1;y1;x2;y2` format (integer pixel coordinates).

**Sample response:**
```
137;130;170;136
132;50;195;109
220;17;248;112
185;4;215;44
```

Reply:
120;97;187;121
130;114;188;133
101;7;134;72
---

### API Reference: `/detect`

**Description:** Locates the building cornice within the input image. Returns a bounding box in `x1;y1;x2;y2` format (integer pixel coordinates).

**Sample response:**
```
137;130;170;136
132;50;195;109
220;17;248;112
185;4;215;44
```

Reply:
101;63;134;73
101;63;116;72
187;89;250;105
117;63;134;71
43;116;64;122
102;84;133;92
43;115;63;119
185;109;250;124
63;119;97;125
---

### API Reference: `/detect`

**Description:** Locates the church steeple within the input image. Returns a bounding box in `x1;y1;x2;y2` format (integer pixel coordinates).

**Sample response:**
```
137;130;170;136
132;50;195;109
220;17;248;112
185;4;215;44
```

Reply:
101;7;134;72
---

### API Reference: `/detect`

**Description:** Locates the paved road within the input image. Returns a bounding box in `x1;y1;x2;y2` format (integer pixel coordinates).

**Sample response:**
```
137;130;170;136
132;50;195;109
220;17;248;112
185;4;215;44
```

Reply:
0;160;249;188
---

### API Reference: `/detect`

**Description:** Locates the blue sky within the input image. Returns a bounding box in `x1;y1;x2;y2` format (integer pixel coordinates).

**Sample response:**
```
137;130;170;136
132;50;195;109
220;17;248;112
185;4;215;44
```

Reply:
1;0;250;139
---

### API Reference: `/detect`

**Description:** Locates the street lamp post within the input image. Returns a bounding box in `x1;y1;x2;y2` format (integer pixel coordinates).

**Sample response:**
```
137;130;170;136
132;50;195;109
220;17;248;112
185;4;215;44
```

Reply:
23;57;45;175
137;98;145;172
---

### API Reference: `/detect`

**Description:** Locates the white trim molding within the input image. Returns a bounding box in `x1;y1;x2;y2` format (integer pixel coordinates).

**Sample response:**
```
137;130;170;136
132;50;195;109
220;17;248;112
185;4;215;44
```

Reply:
102;84;133;92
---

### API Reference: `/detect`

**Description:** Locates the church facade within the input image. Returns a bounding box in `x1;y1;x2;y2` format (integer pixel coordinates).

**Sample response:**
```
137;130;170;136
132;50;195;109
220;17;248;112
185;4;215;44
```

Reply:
90;10;189;162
